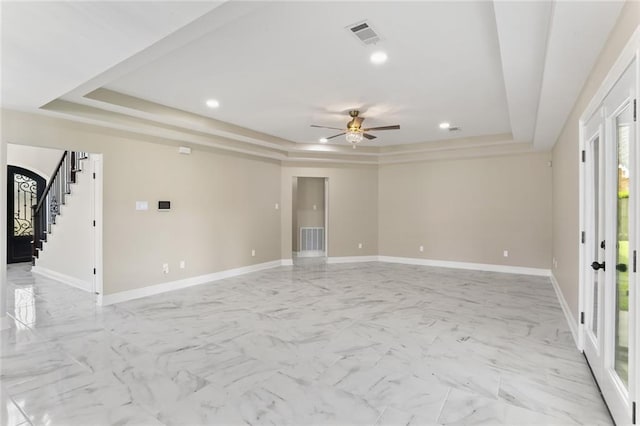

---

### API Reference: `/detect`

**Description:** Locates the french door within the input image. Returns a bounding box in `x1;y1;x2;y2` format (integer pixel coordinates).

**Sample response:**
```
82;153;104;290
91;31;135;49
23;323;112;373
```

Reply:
582;58;637;425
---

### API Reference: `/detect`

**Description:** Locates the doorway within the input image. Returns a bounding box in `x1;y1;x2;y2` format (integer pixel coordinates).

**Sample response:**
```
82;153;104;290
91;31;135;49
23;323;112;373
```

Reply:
6;145;104;303
292;177;328;260
581;55;637;425
6;166;45;263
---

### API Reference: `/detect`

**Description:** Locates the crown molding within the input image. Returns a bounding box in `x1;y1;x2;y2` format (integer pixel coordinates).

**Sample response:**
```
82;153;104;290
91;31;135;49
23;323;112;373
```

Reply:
35;90;543;165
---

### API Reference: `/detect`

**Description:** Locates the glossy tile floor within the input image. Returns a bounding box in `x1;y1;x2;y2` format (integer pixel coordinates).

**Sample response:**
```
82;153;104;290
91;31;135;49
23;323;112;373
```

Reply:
2;261;612;426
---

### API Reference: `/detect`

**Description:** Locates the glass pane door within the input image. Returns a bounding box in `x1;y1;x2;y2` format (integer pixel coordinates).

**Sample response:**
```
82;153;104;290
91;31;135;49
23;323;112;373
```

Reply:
582;57;636;426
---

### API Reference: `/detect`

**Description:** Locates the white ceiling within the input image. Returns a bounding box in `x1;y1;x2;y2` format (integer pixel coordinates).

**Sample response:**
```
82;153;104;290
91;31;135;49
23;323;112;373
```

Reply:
0;1;224;110
1;1;626;151
533;1;625;150
106;1;511;146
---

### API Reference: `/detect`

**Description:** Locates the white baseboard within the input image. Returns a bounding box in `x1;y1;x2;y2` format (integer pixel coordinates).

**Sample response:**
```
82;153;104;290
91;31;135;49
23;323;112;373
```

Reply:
378;256;551;276
101;259;286;306
281;259;294;266
550;272;579;349
297;251;326;258
31;266;93;292
327;256;380;264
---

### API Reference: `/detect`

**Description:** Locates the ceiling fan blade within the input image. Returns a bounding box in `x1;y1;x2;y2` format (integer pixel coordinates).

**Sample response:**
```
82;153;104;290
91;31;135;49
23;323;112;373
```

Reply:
310;125;344;131
362;125;400;131
326;132;346;140
363;133;377;140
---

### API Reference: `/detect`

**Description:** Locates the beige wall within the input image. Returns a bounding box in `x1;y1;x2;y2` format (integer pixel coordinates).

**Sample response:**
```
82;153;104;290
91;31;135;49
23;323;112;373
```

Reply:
1;110;282;295
1;109;555;301
552;2;639;322
379;152;552;268
282;164;378;259
7;144;64;180
292;177;325;252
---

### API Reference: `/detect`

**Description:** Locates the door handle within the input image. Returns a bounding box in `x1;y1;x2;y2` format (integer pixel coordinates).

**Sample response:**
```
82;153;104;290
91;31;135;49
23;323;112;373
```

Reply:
591;261;606;271
616;263;628;272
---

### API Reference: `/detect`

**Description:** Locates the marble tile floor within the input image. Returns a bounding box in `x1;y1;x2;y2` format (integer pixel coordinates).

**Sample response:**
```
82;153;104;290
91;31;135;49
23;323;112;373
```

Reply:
1;261;612;426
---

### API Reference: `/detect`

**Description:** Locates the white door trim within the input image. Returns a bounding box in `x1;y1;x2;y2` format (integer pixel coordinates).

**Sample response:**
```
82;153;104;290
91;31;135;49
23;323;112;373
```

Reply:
324;177;329;257
91;155;104;305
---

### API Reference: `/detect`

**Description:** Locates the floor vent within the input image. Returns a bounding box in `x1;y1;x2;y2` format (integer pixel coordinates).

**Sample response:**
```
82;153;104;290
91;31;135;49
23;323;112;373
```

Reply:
347;20;381;45
300;227;325;254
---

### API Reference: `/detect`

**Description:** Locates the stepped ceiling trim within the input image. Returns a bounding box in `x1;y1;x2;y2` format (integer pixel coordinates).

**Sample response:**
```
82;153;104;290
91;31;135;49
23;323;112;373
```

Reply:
42;94;531;165
1;1;625;162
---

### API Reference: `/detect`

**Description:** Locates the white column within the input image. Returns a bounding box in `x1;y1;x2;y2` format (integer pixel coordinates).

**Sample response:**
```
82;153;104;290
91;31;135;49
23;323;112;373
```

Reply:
1;137;9;330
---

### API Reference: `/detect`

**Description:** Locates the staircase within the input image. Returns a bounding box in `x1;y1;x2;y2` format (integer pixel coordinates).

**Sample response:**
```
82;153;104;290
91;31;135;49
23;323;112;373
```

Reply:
32;151;88;264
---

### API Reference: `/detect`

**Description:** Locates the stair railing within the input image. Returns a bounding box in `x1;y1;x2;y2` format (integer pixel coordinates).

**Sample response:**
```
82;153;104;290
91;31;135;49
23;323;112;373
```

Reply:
32;150;88;262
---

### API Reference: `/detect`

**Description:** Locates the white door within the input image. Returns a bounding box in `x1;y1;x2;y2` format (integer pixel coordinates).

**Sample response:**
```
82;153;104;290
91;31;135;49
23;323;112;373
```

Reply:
583;59;637;426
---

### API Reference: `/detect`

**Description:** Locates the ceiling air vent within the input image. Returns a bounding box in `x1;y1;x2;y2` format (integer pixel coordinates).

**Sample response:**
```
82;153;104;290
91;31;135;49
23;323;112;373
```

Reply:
347;20;381;45
449;127;462;132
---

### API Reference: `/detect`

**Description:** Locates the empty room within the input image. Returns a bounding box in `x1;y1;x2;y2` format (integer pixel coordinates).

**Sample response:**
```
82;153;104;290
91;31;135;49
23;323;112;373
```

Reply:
1;1;639;425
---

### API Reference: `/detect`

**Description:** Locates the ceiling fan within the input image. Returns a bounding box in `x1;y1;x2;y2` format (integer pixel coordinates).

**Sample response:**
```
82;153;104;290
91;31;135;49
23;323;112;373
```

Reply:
311;110;400;148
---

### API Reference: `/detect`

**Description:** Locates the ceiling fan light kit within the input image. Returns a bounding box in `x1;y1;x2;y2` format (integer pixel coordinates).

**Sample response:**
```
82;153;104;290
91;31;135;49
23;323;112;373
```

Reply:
346;128;364;145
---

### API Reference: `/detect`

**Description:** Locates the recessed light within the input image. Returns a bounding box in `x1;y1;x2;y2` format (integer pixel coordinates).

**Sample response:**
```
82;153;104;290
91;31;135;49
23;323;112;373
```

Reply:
206;99;220;108
319;138;328;143
370;51;388;65
439;122;450;129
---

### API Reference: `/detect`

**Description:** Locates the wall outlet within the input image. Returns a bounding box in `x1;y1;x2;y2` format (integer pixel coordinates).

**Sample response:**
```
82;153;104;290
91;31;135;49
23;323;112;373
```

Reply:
503;250;509;258
358;243;363;249
313;204;317;210
162;263;169;274
553;257;558;268
419;245;424;252
179;260;186;269
251;249;256;257
275;203;279;210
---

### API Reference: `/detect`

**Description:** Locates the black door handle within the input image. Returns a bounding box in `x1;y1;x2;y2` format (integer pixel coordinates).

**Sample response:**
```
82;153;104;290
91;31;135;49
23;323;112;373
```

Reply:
591;261;606;271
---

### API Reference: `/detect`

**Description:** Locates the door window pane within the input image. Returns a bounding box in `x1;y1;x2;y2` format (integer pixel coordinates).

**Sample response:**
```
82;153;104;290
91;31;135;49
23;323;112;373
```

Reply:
614;104;631;387
591;137;600;336
13;173;38;237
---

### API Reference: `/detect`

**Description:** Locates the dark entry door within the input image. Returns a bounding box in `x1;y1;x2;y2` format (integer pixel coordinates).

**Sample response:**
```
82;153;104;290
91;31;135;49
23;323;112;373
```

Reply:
7;166;45;263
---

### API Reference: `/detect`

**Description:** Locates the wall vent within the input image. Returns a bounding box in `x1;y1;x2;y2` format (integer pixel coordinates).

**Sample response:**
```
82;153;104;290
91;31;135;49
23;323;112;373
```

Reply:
347;20;381;45
300;227;325;254
448;127;462;132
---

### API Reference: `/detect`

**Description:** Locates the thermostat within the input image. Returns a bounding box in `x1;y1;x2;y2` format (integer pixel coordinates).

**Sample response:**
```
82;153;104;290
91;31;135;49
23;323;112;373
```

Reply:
158;201;171;211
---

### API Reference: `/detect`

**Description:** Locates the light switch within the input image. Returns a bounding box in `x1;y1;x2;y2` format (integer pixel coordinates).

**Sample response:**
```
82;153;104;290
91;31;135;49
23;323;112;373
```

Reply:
136;201;148;211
